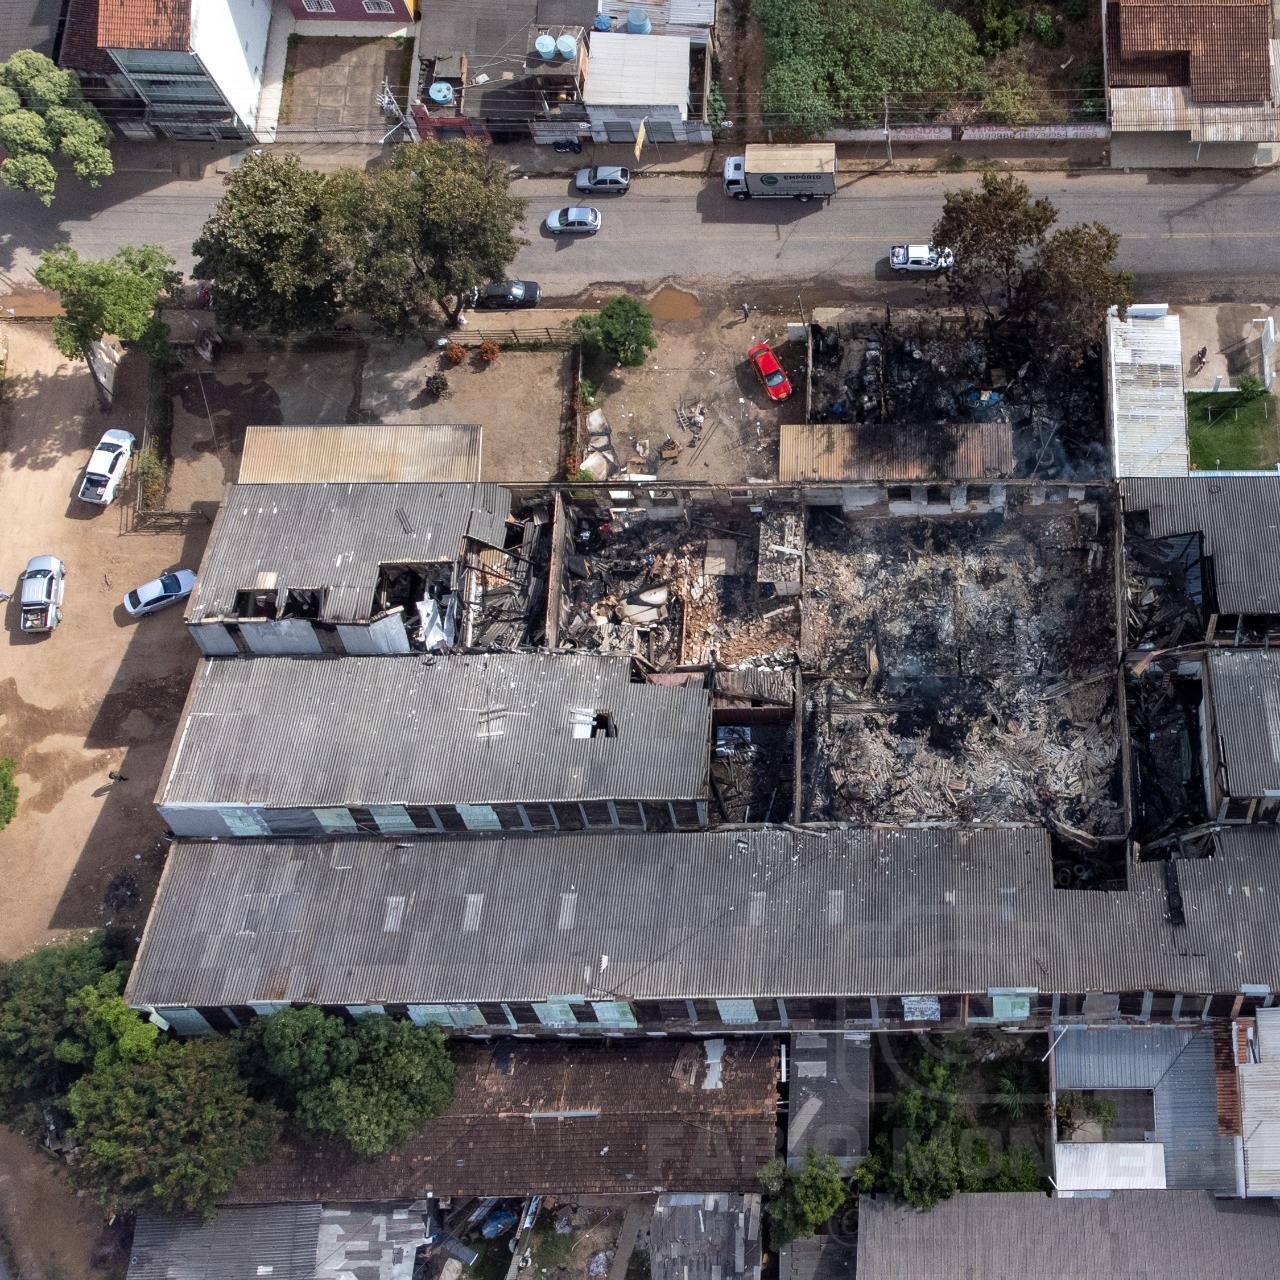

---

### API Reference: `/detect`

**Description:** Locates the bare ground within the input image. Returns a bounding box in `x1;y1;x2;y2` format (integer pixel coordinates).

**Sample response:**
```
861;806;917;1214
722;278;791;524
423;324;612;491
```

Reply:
0;324;209;959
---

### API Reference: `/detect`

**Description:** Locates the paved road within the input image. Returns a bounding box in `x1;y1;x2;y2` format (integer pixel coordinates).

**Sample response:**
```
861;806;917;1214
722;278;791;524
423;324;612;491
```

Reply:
5;162;1280;299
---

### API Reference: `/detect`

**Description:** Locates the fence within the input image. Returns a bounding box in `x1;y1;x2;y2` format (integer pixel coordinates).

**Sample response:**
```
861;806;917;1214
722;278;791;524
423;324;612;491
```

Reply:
133;360;210;532
449;324;576;347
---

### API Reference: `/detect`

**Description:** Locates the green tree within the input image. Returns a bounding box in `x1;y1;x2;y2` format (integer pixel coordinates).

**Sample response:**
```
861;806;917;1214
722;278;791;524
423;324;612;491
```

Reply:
1030;221;1133;348
242;1008;456;1157
0;757;17;830
933;170;1057;322
0;933;128;1117
0;50;113;204
759;58;835;137
326;141;528;332
574;295;657;368
35;243;179;362
192;153;340;336
68;1036;279;1219
758;1151;846;1246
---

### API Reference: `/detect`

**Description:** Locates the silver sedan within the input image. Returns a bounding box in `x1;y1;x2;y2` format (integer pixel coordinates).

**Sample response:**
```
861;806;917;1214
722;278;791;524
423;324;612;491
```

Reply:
545;206;601;236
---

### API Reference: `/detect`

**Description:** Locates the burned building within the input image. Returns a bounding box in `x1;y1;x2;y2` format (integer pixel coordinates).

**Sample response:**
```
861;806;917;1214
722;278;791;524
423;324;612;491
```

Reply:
155;652;711;838
126;826;1280;1036
186;482;548;657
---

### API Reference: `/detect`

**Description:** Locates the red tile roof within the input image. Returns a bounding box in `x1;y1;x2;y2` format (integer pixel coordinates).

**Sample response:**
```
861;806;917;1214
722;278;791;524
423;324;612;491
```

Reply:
97;0;190;51
58;0;119;74
228;1038;778;1204
1107;0;1272;103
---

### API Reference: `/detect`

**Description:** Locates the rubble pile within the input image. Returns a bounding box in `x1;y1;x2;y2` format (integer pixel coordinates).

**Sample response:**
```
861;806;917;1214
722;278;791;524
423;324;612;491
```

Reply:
802;498;1125;833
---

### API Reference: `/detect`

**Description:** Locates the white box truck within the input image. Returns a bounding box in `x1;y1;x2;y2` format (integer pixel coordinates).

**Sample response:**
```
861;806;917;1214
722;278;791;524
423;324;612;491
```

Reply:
722;144;837;201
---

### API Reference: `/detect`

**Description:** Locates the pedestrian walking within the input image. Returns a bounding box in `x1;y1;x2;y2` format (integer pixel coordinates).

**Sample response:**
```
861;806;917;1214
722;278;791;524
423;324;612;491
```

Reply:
741;303;750;321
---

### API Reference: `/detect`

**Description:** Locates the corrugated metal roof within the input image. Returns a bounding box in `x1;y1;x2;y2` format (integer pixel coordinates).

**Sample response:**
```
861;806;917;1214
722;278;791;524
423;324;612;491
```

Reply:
127;1205;322;1280
1055;1141;1167;1188
187;483;510;624
1108;85;1280;140
1121;475;1280;613
1240;1006;1280;1193
1207;649;1280;795
315;1207;428;1280
125;826;1280;1009
857;1191;1280;1279
601;0;716;38
584;32;690;110
778;421;1013;483
156;652;710;810
1053;1025;1237;1192
1108;308;1189;477
237;425;483;485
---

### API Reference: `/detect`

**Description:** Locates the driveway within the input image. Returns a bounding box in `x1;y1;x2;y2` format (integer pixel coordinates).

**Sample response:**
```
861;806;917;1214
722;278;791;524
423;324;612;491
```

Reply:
0;323;209;958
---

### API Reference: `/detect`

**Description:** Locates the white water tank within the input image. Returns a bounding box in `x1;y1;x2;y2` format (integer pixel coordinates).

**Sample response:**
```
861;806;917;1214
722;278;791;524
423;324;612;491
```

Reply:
428;81;454;104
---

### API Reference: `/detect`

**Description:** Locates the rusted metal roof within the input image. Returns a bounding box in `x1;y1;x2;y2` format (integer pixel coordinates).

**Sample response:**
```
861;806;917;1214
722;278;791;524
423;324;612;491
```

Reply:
237;424;483;485
1107;0;1273;104
779;421;1012;483
97;0;189;51
228;1040;776;1202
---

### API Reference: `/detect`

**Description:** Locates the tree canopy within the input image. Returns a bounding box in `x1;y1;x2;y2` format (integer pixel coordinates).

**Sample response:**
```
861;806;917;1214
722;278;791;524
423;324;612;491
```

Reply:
758;1151;847;1246
68;1034;279;1219
193;144;528;336
574;295;658;368
193;153;340;336
0;932;129;1120
241;1006;456;1157
0;50;113;204
755;0;981;133
933;170;1132;350
35;243;180;361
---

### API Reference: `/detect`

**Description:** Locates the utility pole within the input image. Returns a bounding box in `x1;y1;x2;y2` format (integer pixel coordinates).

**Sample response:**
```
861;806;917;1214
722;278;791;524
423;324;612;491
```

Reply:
884;92;892;165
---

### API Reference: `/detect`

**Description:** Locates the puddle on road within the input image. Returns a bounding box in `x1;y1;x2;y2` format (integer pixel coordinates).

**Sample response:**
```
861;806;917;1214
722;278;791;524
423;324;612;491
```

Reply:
648;285;702;322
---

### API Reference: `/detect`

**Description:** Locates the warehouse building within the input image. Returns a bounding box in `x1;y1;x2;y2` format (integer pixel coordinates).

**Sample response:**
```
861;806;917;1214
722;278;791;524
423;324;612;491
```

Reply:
126;826;1280;1035
155;651;711;839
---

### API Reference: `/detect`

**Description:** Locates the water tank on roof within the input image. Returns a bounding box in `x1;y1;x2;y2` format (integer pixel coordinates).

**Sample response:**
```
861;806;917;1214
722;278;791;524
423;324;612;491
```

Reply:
556;33;578;58
627;8;652;33
593;13;613;30
428;81;454;104
534;33;557;59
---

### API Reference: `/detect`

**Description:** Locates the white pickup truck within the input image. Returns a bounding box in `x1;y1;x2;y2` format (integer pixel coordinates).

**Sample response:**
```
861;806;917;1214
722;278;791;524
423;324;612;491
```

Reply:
890;244;954;273
19;555;65;633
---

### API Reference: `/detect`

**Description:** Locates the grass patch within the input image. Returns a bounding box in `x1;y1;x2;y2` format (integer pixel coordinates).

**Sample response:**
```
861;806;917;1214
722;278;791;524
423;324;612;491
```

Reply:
1188;390;1280;471
530;1224;576;1272
0;757;18;830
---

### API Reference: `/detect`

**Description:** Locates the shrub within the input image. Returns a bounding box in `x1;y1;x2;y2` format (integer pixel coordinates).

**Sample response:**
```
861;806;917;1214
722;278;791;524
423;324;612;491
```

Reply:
577;376;597;409
982;78;1037;126
443;342;466;365
1030;10;1060;46
758;1151;846;1246
1066;0;1089;20
135;446;164;507
0;757;17;830
707;82;729;139
478;339;500;364
423;373;449;398
1238;374;1267;401
575;296;657;367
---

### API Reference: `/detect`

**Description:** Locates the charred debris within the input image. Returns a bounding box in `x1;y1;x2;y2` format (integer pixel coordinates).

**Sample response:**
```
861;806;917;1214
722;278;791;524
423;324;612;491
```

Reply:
542;485;1126;870
808;310;1108;480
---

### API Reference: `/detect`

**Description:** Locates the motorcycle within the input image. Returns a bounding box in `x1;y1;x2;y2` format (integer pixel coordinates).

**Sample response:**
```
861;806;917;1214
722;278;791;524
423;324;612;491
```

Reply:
553;137;583;154
1190;345;1208;374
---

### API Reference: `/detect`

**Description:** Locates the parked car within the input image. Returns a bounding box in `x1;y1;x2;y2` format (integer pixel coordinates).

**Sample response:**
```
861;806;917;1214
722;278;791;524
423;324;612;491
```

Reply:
78;428;135;505
466;280;543;310
890;243;953;273
545;207;601;236
123;569;196;618
747;342;793;402
575;165;631;194
18;555;65;632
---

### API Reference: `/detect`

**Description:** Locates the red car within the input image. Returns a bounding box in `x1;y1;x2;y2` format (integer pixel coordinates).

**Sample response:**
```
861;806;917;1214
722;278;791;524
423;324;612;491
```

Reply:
748;342;792;402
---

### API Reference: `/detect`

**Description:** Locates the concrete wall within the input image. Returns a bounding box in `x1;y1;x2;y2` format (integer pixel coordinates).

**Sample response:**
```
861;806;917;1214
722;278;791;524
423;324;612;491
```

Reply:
284;0;414;18
190;0;273;130
1110;131;1272;170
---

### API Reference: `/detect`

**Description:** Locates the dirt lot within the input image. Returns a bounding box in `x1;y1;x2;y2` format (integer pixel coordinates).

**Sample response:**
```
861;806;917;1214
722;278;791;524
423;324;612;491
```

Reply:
0;324;208;960
579;286;804;483
166;335;572;504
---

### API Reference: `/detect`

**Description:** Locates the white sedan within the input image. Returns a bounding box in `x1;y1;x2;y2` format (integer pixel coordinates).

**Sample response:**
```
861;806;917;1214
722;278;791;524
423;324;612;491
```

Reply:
890;243;954;273
123;569;196;618
546;206;601;236
78;428;135;505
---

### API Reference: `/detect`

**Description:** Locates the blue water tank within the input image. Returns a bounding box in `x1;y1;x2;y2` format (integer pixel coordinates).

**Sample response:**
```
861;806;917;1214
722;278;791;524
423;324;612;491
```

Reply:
534;33;557;58
428;81;454;104
627;8;652;33
556;33;578;58
593;13;612;30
